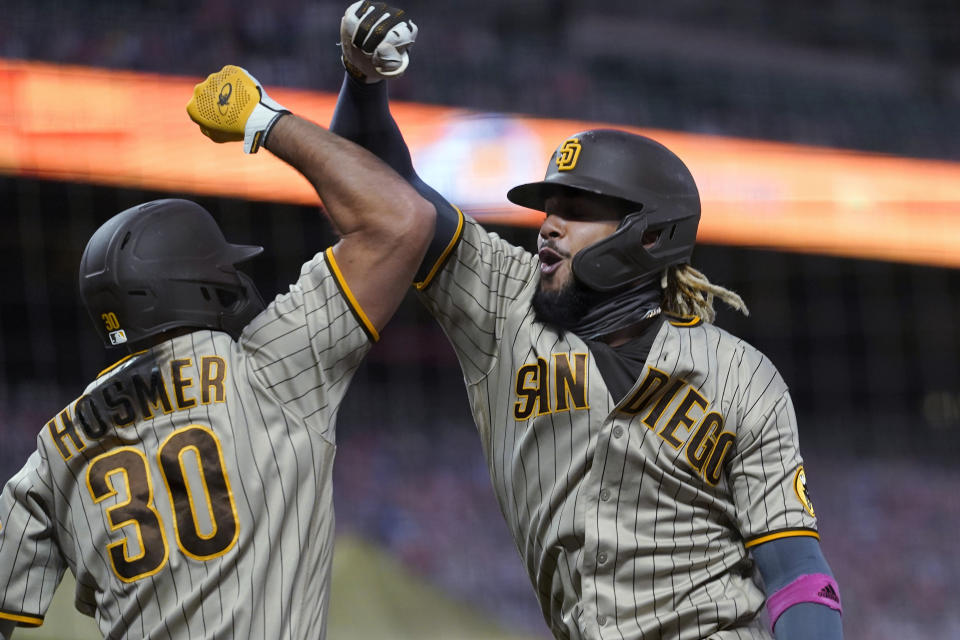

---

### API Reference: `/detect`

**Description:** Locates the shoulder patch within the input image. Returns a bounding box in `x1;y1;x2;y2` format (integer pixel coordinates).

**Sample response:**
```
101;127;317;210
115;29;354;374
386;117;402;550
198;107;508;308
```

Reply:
794;466;816;517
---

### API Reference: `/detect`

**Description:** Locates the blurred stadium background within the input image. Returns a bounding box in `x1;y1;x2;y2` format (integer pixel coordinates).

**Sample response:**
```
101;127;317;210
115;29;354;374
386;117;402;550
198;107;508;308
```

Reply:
2;0;960;638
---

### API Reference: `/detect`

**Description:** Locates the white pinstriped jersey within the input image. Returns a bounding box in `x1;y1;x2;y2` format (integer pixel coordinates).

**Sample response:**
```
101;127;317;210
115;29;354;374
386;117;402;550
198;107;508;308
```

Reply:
0;248;376;639
418;215;819;640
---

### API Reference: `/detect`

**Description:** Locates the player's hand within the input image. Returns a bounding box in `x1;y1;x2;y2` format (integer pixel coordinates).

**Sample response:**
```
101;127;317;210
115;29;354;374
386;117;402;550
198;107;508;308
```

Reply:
340;1;417;83
186;65;291;154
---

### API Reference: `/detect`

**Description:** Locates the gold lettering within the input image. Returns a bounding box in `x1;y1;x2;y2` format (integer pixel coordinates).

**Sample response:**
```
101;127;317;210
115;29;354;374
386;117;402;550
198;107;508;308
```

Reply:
133;368;173;420
659;388;708;448
620;367;670;415
103;380;136;427
642;378;685;431
686;412;724;472
554;353;588;412
47;409;87;460
171;359;197;410
201;357;226;404
514;359;550;420
704;432;736;485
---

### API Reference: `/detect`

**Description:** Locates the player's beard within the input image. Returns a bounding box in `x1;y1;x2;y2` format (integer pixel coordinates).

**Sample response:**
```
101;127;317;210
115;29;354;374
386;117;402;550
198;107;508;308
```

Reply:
532;275;608;332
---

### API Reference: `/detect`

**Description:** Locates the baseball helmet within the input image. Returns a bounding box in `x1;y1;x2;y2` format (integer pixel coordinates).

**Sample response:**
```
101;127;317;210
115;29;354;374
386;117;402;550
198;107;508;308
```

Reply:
79;199;265;348
507;129;700;292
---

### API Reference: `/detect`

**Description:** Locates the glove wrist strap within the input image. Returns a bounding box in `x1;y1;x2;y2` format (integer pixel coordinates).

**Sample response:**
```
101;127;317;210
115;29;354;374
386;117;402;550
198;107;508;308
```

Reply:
244;106;291;154
342;55;383;84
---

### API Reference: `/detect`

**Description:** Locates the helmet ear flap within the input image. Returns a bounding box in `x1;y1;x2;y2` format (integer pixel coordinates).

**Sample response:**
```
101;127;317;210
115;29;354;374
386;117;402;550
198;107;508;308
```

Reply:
218;271;266;340
235;271;266;313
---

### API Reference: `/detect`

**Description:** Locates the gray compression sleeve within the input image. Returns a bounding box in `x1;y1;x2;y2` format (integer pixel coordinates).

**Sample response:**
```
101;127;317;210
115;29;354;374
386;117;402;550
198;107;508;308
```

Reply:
752;536;843;639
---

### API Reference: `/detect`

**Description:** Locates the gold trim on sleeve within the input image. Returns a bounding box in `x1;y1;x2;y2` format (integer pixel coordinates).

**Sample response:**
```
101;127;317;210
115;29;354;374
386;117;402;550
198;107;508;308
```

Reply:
744;529;820;548
324;248;380;342
415;206;465;291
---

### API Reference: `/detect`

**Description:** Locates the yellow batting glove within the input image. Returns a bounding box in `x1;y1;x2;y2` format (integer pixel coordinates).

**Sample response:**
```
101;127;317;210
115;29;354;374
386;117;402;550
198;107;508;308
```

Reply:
186;65;290;154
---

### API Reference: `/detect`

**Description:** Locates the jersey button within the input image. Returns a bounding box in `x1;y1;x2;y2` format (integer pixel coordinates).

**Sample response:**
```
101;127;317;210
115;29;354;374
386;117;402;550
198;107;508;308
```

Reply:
598;552;608;564
597;615;607;626
600;489;611;501
613;426;624;438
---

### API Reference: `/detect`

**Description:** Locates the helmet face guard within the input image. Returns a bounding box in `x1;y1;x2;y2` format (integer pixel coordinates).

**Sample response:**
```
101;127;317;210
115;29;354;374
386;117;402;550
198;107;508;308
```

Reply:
572;206;700;292
79;199;265;348
507;129;701;292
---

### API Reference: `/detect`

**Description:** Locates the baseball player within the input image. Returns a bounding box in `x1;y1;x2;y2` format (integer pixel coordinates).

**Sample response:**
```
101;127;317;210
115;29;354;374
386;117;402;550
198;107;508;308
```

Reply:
0;65;434;639
331;3;843;639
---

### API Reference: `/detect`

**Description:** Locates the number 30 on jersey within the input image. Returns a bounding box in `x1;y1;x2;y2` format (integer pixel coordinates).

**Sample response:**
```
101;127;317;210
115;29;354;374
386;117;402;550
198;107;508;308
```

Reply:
86;425;239;582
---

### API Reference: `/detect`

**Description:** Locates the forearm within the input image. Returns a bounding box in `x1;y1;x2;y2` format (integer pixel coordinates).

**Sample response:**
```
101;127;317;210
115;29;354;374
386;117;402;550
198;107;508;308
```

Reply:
332;2;462;287
772;601;843;640
265;114;428;238
753;537;843;639
330;75;417;180
329;73;463;284
331;74;454;210
187;64;437;330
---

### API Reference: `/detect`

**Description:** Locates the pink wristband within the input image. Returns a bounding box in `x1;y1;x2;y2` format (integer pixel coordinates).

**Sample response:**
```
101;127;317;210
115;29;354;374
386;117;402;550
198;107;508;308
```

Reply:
766;573;842;631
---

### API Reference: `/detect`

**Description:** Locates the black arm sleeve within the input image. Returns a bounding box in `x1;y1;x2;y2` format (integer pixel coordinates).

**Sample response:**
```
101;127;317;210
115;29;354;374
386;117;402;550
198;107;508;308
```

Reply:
330;74;462;286
0;619;16;639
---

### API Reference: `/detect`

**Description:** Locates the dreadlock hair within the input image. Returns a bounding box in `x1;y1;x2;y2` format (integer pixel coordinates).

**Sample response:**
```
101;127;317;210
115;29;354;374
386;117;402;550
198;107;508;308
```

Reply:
661;264;749;323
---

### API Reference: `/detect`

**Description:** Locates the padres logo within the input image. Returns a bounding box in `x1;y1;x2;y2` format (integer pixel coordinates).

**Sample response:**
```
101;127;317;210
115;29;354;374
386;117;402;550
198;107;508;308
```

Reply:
793;466;816;517
218;82;233;115
555;138;582;171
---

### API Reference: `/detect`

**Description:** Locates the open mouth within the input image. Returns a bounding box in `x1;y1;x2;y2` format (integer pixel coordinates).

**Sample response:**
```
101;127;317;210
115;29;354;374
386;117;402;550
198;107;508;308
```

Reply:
538;246;564;275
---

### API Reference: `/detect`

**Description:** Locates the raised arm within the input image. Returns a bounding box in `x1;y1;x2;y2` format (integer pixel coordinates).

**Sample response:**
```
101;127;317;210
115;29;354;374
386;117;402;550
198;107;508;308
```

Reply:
186;65;434;332
331;0;418;174
331;2;463;287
